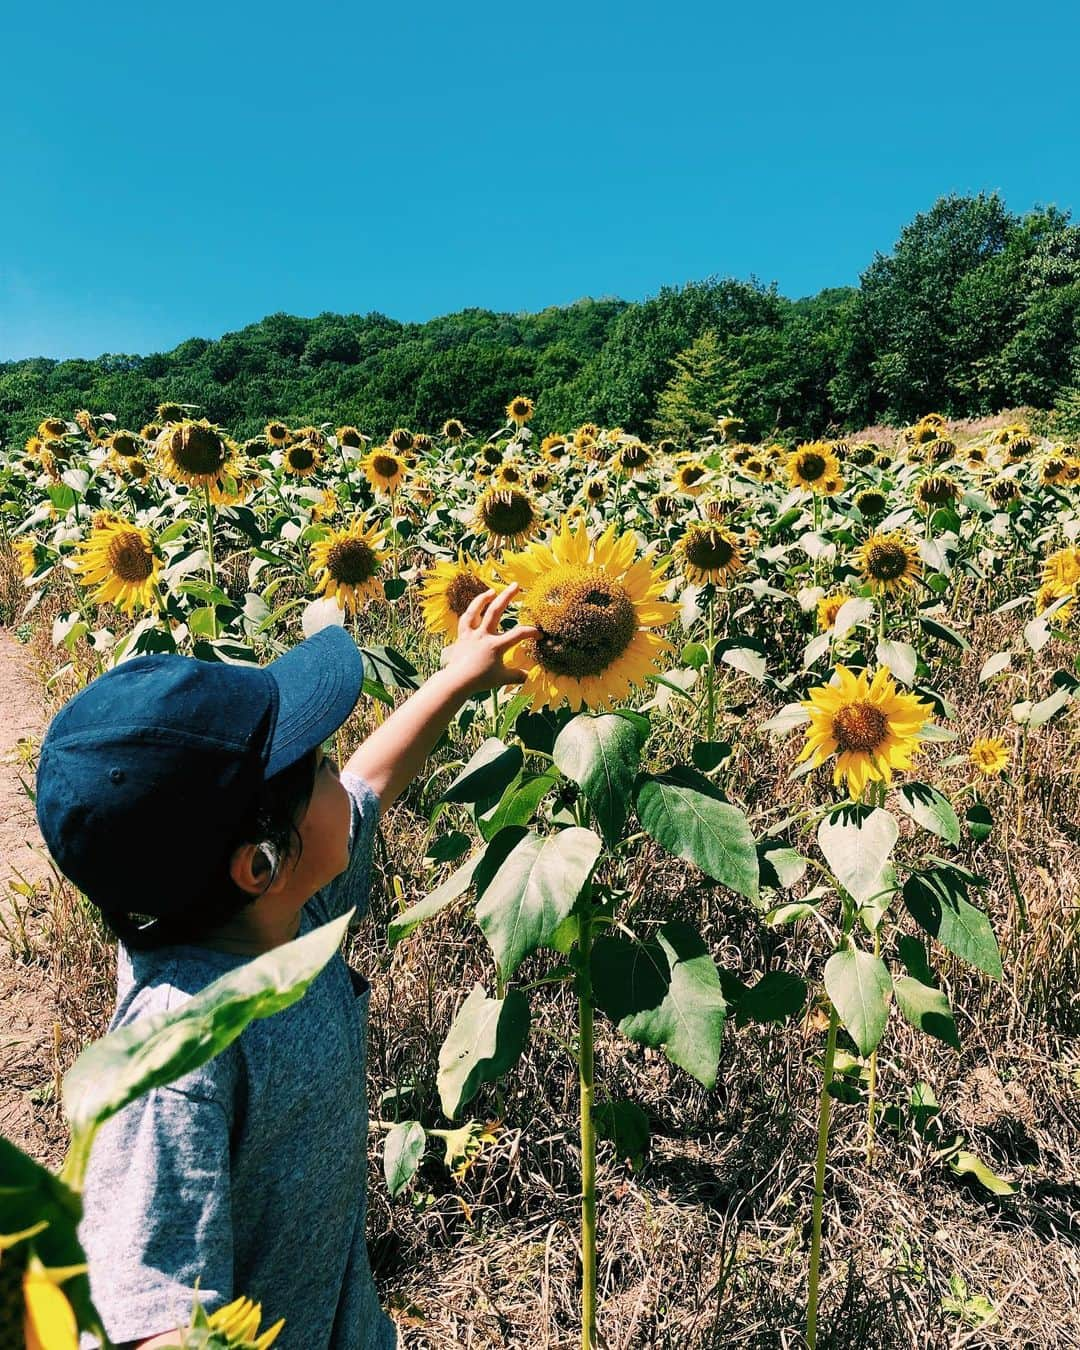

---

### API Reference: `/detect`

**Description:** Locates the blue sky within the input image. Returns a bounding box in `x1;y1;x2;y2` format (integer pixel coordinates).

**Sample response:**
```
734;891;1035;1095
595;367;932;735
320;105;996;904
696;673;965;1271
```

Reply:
2;0;1077;361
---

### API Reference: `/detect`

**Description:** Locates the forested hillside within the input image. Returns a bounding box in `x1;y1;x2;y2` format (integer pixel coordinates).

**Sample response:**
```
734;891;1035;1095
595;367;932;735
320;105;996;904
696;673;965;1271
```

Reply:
4;192;1080;444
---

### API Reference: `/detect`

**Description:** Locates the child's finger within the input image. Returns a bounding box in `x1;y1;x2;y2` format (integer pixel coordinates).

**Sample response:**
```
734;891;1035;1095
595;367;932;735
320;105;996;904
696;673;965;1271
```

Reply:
460;588;496;630
482;583;520;633
499;666;527;685
493;624;540;652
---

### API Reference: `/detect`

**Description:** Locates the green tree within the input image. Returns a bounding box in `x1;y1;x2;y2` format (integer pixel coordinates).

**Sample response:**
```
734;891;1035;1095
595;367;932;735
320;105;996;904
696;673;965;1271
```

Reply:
650;331;731;442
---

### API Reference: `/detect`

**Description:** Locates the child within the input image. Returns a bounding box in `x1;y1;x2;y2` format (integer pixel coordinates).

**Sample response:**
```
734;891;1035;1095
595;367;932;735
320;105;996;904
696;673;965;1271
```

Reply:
35;584;536;1350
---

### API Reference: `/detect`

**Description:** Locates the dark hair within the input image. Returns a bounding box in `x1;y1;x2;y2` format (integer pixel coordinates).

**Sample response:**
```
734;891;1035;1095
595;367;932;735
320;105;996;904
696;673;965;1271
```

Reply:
102;749;320;953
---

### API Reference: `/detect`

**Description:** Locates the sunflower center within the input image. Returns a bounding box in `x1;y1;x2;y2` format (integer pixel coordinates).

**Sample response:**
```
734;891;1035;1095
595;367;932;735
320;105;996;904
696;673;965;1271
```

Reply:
327;538;378;584
445;570;489;616
797;452;827;481
176;425;227;475
865;542;909;580
832;701;888;754
499;465;522;483
112;433;140;457
680;465;706;484
685;527;735;569
269;423;288;440
527;567;638;679
389;430;413;451
289;444;315;470
372;454;400;478
858;491;886;516
587;481;604;501
480;490;534;536
620;444;649;467
482;445;504;466
106;531;154;583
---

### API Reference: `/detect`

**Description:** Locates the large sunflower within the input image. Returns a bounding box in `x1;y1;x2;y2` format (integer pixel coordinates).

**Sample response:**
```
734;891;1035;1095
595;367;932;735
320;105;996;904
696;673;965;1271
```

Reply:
499;520;677;711
420;553;496;638
855;488;888;520
362;447;409;494
817;589;851;632
855;531;921;594
914;474;960;511
71;517;161;614
156;419;230;487
107;430;142;459
442;418;467;442
309;519;388;615
1042;545;1080;589
506;395;535;427
787;442;840;493
676;522;743;584
474;486;542;549
335;425;367;450
797;664;933;799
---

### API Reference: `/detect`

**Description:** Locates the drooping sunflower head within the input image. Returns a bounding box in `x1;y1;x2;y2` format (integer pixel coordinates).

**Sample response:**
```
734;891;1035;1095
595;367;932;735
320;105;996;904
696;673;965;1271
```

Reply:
716;415;742;442
499;520;677;710
541;435;570;464
156;402;188;423
264;420;292;446
123;457;151;484
283;439;321;477
1039;455;1069;485
855;488;888;520
474;486;541;549
652;493;679;519
787;442;840;493
817;590;851;632
874;452;893;470
293;425;327;450
74;408;96;436
988;476;1021;507
38;417;69;441
672;461;709;496
420;553;496;638
1004;435;1036;464
965;446;988;469
850;443;878;467
613;441;653;478
676;522;743;585
362;447;408;494
923;438;955;466
506;395;535;427
309;518;388;615
969;736;1010;778
71;517;161;615
657;438;679;456
107;430;142;459
574;422;600;449
138;422;162;444
442;418;467;442
797;664;933;799
14;536;46;578
729;444;754;468
529;467;553;492
915;474;960;510
157;419;230;487
856;531;922;593
494;462;525;488
584;475;607;505
335;424;365;449
479;442;505;469
909;414;946;446
208;456;261;506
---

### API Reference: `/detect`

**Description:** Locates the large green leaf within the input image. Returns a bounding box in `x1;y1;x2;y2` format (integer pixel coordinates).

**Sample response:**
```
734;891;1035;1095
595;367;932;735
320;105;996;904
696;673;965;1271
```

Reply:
63;910;352;1183
475;827;602;978
902;868;1003;980
896;782;961;845
440;737;523;804
824;948;892;1057
592;922;727;1088
892;974;961;1049
437;985;530;1119
476;768;560;841
553;713;641;846
732;970;807;1027
817;806;898;906
388;853;481;947
383;1121;426;1198
634;768;758;903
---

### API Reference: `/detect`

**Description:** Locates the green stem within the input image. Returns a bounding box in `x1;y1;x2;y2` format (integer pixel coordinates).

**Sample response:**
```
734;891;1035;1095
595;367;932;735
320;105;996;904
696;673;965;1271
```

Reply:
578;899;597;1350
705;593;716;741
806;1002;840;1350
202;483;218;640
865;927;881;1166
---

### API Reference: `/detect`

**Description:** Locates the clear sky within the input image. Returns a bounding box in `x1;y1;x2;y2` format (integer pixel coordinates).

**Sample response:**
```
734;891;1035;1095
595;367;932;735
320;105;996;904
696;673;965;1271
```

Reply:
2;0;1077;361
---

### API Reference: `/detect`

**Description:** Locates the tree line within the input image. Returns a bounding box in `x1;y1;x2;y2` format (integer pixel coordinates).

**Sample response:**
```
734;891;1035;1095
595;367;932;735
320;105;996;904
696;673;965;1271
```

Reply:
3;192;1079;448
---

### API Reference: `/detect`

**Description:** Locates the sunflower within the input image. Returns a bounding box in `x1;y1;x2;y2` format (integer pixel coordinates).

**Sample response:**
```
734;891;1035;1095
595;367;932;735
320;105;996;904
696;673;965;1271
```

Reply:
583;475;607;505
787;442;840;493
309;519;388;615
969;736;1010;777
965;446;989;470
908;414;946;446
474;486;542;549
157;419;230;487
282;439;321;477
122;457;151;484
1040;455;1070;486
821;475;845;496
856;531;921;594
926;438;956;465
208;456;261;506
672;461;710;496
499;520;677;711
574;422;600;448
442;418;467;442
797;664;933;799
362;447;409;494
107;430;142;458
37;417;68;441
855;488;888;520
817;590;851;632
729;445;754;468
1042;545;1080;589
676;522;743;584
156;402;188;422
1004;436;1035;464
478;443;505;470
13;536;45;578
716;415;742;442
506;395;535;427
71;517;161;614
293;425;328;450
24;434;44;459
74;409;96;436
850;444;877;467
874;452;892;470
1035;581;1076;621
651;494;679;519
494;462;524;487
613;441;653;478
138;422;162;443
914;474;960;510
988;477;1020;507
420;553;496;638
202;1294;285;1349
541;435;570;464
528;467;553;492
264;421;292;446
1;1227;86;1350
741;456;768;481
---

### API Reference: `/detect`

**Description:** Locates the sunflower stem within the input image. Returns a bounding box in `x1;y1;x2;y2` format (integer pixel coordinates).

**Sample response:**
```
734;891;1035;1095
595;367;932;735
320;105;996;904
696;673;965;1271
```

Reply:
576;891;598;1350
202;483;218;640
705;593;716;742
865;924;882;1166
806;1001;840;1350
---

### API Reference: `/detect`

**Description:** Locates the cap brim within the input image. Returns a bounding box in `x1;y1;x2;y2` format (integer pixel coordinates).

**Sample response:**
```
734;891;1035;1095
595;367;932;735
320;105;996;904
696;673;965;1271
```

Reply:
264;625;365;777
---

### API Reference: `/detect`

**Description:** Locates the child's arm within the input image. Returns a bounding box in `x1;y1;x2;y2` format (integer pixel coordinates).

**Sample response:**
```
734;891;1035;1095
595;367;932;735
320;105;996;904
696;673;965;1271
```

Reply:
345;583;537;813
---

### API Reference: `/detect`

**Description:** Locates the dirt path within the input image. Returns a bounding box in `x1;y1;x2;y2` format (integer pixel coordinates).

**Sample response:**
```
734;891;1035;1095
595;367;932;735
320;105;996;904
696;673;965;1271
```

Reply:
0;628;60;1162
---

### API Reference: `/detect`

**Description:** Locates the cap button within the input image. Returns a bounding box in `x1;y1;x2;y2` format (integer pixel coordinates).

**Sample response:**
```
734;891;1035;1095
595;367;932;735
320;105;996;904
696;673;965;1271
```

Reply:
109;767;125;785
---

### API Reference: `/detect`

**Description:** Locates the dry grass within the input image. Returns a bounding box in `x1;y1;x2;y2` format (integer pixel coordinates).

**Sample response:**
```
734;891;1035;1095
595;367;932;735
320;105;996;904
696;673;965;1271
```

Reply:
2;538;1079;1348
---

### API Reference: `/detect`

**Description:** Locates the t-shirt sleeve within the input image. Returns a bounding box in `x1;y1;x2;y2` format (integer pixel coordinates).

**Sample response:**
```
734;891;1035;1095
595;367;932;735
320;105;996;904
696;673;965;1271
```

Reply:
320;769;380;923
78;1084;234;1347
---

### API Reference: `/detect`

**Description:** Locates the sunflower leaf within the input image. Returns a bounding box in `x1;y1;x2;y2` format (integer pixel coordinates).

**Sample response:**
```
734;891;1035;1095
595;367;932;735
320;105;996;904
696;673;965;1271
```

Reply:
896;782;961;845
383;1121;426;1198
437;985;530;1119
817;806;898;906
553;713;641;846
902;868;1003;980
440;737;523;804
824;948;892;1057
635;769;758;903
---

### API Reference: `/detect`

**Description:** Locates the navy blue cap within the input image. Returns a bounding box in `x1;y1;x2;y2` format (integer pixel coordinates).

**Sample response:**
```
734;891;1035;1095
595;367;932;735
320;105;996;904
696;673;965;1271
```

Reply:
35;626;364;918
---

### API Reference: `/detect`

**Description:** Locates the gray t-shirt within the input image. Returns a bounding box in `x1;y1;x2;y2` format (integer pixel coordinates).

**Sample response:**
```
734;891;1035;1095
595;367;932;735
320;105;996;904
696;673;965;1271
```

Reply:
78;771;397;1350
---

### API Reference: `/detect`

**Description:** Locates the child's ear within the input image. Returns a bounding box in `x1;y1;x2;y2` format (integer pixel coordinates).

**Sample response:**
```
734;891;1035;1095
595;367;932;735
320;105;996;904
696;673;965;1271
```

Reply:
230;842;281;898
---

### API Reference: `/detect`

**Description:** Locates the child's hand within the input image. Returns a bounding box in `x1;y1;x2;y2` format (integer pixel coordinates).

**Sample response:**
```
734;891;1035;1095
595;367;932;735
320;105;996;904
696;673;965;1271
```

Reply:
440;584;539;694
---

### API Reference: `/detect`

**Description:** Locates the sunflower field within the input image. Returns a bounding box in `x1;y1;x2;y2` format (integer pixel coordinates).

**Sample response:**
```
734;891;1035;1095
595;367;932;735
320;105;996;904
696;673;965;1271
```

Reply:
2;400;1079;1347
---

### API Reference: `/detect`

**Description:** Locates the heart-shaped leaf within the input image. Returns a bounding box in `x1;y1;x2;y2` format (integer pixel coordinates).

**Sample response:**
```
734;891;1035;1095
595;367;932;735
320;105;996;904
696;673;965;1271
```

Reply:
635;768;758;903
437;985;530;1119
824;948;892;1056
553;714;641;847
